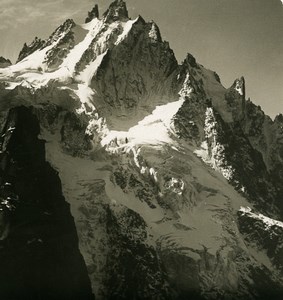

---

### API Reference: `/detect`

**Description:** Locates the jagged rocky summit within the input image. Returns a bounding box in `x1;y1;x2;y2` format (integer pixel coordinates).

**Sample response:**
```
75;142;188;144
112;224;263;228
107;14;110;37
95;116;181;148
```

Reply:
0;1;282;299
0;56;11;68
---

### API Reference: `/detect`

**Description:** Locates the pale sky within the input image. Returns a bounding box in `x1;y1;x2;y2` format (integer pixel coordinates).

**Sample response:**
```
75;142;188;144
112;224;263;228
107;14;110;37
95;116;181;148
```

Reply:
0;0;282;118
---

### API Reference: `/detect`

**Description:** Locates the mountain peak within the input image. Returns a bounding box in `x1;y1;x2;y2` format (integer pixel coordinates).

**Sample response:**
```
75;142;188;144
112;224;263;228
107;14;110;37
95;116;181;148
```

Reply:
183;53;198;68
17;36;45;63
103;0;129;23
0;56;11;68
274;113;283;123
148;21;162;42
1;1;283;298
85;4;99;23
44;18;75;48
233;76;245;97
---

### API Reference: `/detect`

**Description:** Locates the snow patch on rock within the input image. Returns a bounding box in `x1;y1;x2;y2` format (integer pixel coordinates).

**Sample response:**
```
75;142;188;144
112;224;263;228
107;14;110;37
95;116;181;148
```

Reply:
100;98;184;150
194;107;234;181
239;206;283;230
164;177;185;195
234;78;244;96
115;17;139;45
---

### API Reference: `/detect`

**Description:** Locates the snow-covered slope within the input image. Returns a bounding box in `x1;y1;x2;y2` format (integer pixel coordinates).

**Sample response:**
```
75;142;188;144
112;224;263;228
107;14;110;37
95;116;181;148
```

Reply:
0;1;282;299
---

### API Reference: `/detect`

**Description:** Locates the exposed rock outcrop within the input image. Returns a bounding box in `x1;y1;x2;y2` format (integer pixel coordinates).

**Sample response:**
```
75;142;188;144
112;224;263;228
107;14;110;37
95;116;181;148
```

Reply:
17;37;45;63
85;4;99;23
103;0;129;23
0;56;12;68
0;106;94;300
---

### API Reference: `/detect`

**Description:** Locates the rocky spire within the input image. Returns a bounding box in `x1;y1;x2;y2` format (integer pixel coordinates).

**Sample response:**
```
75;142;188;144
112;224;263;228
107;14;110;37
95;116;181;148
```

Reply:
225;76;246;121
85;4;99;23
148;22;162;43
103;0;129;23
0;56;11;68
184;53;198;68
274;113;283;124
17;37;45;63
233;76;246;99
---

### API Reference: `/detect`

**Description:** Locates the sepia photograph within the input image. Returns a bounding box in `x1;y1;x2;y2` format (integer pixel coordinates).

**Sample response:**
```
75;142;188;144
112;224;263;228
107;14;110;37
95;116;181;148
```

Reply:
0;0;282;299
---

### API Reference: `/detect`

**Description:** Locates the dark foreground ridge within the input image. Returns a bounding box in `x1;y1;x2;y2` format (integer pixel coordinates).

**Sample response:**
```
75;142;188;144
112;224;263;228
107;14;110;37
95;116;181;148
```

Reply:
0;106;94;300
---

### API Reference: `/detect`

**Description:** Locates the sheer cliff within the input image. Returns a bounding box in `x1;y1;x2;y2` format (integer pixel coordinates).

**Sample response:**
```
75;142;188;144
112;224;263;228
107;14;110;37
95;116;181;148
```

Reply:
0;107;94;299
